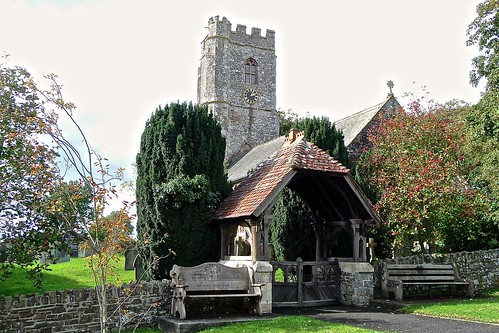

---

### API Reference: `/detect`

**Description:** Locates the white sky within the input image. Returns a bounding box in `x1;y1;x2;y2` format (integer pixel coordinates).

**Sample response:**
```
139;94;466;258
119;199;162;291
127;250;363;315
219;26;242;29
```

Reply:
1;0;485;182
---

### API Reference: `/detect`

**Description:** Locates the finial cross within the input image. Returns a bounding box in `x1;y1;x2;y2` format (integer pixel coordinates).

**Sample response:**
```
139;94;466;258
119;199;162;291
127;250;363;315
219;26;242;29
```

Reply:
387;80;394;95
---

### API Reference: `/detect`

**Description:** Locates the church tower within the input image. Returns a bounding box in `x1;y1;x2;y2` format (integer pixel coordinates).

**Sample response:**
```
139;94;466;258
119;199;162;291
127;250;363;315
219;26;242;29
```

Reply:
197;16;280;163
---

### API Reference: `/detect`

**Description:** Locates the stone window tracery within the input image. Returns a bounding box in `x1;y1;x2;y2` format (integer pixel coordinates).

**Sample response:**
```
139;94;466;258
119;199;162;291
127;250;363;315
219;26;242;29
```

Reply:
244;58;258;85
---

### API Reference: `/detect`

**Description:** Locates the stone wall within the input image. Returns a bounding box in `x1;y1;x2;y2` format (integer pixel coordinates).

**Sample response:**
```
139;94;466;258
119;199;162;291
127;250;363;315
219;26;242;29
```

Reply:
197;16;279;161
0;280;171;333
338;262;374;307
379;248;499;293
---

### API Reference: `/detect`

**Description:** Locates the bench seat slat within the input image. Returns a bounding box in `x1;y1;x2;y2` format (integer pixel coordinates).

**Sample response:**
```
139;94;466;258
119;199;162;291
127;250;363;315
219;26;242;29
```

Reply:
188;293;261;298
391;276;456;281
388;264;453;270
402;281;470;285
389;269;455;275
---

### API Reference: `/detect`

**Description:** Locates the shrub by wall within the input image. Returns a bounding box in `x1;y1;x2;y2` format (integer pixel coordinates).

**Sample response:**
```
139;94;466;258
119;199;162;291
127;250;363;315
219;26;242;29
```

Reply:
0;280;171;333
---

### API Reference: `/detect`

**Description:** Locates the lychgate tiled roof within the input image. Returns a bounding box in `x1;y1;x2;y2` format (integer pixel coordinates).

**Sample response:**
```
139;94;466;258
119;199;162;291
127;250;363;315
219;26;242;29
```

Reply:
214;131;348;220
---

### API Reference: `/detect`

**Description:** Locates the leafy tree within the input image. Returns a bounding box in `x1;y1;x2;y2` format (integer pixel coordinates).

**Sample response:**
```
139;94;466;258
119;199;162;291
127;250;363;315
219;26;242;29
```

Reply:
47;180;93;238
463;0;499;248
89;210;133;244
0;63;72;285
277;108;299;136
135;102;230;279
356;104;491;256
466;0;499;90
271;116;349;261
1;60;135;332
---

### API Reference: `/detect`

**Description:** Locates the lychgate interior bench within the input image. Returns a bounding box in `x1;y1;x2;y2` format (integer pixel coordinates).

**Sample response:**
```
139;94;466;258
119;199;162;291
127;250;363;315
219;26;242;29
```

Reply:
170;262;264;319
380;263;474;301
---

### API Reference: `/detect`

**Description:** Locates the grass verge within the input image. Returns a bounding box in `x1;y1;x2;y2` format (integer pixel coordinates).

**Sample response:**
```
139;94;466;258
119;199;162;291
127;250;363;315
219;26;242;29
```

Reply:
119;315;388;333
401;288;499;324
0;256;135;296
197;315;386;333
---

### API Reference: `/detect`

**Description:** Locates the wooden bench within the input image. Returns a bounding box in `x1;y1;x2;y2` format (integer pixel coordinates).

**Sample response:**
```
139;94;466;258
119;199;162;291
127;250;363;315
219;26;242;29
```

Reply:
380;263;473;301
170;262;264;319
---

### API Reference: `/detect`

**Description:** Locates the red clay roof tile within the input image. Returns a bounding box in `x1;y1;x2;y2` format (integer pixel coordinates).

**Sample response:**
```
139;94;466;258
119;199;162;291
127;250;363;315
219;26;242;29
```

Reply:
214;134;348;220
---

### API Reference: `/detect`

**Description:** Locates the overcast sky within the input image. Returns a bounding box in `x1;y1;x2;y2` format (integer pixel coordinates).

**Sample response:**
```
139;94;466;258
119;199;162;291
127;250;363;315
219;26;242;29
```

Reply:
1;0;484;181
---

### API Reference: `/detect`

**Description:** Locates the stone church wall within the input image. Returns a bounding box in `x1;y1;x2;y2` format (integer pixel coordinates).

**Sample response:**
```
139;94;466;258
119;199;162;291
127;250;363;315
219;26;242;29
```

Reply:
0;280;171;333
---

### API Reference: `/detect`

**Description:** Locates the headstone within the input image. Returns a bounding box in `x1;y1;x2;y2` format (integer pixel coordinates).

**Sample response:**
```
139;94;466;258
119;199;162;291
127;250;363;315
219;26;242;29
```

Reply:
134;255;146;281
40;244;70;264
124;248;138;270
78;242;94;258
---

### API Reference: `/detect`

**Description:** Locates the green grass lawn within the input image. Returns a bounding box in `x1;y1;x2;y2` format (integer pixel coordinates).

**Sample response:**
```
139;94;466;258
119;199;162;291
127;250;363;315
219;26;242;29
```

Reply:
118;316;389;333
402;288;499;324
197;316;386;333
0;256;135;296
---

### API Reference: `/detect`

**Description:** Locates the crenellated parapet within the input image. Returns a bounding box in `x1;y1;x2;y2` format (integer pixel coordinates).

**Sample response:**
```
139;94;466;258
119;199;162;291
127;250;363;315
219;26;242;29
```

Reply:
207;16;275;50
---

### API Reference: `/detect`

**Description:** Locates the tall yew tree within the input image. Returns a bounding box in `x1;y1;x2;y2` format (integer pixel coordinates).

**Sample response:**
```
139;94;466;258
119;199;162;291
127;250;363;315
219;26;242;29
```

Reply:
136;102;230;279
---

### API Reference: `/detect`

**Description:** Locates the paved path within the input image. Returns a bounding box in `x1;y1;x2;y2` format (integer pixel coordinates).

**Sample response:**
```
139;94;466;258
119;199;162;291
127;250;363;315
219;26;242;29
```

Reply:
274;306;499;333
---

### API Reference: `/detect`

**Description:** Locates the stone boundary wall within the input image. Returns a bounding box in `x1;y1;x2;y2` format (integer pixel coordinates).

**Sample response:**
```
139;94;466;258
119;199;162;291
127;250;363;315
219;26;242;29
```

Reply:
0;280;171;333
378;248;499;293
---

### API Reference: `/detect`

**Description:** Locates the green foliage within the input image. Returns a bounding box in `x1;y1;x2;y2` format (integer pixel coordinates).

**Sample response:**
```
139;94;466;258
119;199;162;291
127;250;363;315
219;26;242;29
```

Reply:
271;116;349;261
48;180;93;237
135;102;230;279
356;103;495;256
270;188;316;261
277;108;299;136
466;0;499;91
297;117;350;167
0;63;77;286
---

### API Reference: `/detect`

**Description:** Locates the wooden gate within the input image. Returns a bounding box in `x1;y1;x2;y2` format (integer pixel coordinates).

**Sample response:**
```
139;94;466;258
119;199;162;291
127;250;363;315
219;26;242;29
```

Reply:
270;259;340;307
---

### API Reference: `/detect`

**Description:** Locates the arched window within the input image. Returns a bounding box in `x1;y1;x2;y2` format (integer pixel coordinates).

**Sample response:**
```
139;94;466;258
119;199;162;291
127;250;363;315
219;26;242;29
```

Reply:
244;58;257;85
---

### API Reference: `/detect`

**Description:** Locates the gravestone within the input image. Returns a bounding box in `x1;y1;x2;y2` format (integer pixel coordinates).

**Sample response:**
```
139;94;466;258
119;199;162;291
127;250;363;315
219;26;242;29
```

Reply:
78;243;94;258
124;248;138;270
40;244;70;264
134;254;146;281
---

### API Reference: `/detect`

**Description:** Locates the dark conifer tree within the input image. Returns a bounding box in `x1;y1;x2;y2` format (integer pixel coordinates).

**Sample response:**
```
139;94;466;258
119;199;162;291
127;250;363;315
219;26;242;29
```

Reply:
135;102;230;279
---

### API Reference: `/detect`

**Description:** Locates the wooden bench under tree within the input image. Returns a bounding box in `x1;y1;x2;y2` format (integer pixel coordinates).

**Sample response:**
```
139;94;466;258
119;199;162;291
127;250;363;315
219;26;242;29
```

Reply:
380;263;474;301
170;262;264;319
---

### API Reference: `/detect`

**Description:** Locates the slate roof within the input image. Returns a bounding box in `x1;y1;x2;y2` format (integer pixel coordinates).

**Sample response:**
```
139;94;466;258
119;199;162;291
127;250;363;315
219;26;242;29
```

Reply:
335;95;399;147
214;132;349;220
227;136;286;183
335;102;384;147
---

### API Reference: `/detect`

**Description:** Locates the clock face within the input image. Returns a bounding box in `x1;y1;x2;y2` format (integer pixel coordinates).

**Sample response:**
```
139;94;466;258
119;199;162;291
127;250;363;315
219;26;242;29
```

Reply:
243;87;259;105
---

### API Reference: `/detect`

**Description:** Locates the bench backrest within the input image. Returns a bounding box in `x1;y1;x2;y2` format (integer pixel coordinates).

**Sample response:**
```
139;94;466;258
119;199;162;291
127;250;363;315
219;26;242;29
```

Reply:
385;264;457;282
170;262;251;292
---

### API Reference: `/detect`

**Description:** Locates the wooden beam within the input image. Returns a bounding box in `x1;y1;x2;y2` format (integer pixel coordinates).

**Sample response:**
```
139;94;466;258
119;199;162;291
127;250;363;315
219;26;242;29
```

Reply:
253;170;297;217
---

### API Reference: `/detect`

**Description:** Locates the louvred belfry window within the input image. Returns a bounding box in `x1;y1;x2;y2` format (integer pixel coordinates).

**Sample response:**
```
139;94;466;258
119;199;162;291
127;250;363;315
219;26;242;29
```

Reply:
244;58;257;85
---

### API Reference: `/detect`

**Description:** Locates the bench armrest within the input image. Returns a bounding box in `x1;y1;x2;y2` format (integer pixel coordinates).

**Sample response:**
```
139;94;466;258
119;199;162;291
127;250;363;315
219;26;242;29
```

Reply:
251;283;265;287
174;284;188;289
